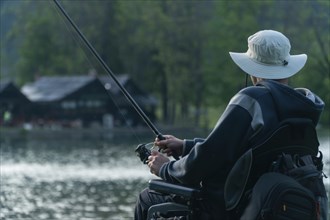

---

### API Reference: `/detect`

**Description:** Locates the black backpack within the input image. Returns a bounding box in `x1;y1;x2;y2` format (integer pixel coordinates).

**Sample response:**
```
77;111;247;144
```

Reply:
241;172;317;220
224;118;328;220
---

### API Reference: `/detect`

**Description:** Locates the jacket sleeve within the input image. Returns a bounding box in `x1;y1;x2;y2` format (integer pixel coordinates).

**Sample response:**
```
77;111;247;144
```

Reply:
159;93;259;185
182;138;205;156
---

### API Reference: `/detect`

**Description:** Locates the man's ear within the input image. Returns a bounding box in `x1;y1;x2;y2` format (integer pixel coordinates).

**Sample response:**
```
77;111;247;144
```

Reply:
250;76;258;85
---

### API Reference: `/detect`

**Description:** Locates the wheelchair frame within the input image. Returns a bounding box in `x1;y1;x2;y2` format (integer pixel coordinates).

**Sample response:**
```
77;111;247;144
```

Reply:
147;179;202;220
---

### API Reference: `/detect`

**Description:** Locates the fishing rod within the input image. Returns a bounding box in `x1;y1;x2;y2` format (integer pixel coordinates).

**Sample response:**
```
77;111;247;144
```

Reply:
53;0;162;137
53;0;180;160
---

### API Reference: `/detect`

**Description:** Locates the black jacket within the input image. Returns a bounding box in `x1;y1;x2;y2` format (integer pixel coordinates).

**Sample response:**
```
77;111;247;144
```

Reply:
159;80;324;202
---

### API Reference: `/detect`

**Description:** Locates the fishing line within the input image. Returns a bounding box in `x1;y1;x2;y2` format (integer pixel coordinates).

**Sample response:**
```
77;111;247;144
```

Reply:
50;0;144;143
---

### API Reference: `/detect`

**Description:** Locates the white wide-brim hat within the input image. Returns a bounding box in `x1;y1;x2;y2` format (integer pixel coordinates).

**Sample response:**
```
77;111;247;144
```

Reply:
229;30;307;79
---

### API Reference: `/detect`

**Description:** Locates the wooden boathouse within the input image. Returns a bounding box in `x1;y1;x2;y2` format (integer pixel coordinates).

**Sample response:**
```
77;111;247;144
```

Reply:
19;75;157;128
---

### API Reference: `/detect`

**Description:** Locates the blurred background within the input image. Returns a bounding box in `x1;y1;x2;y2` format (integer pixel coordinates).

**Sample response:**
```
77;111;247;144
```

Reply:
1;0;329;219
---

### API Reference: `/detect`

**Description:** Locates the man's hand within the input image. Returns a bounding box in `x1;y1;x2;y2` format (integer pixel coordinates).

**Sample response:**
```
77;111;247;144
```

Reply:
155;135;183;157
147;151;170;176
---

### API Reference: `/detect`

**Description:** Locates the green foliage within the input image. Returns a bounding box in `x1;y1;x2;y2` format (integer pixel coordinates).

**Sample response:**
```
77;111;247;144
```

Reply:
1;0;329;127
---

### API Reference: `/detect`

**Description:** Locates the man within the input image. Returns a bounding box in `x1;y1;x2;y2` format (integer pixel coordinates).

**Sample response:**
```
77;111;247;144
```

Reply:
134;30;325;219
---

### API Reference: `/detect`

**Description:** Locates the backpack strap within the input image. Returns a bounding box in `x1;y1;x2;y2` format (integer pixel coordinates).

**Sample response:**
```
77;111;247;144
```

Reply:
282;153;296;170
257;80;283;121
300;155;314;166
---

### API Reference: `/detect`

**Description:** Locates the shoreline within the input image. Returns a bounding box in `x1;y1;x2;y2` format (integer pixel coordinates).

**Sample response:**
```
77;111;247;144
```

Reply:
0;125;210;141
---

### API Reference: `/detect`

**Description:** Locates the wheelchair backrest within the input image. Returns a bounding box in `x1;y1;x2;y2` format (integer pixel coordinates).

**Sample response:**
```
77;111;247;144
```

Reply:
224;117;319;211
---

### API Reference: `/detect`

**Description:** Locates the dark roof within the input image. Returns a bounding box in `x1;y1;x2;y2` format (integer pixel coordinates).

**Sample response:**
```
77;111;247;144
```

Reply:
21;76;97;102
98;74;130;95
0;80;12;93
99;74;158;106
0;80;31;103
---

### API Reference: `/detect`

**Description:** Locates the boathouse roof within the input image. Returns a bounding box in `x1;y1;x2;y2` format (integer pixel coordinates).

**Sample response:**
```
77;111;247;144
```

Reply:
21;75;157;106
21;76;99;102
0;80;30;103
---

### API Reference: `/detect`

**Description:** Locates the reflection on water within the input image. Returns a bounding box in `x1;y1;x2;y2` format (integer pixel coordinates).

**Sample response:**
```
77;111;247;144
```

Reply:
2;178;146;219
1;130;154;220
0;129;329;219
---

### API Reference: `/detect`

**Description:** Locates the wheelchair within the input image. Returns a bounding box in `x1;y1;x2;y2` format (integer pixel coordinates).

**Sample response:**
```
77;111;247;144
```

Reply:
144;118;321;220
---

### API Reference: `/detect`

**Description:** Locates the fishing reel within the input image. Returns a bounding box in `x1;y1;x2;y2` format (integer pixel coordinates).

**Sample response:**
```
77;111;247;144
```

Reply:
135;137;180;164
135;143;154;164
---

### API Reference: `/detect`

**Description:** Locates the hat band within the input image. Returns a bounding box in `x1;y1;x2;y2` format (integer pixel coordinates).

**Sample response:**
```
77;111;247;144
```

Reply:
247;49;290;66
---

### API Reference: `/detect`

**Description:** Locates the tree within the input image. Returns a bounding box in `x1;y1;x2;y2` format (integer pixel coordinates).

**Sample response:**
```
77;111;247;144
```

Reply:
116;1;213;125
1;0;329;127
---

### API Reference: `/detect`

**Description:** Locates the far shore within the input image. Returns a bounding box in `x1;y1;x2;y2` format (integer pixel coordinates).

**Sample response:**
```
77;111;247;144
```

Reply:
0;125;210;140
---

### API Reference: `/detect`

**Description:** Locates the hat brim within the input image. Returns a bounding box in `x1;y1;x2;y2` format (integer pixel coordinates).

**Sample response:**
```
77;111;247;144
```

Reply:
229;52;307;79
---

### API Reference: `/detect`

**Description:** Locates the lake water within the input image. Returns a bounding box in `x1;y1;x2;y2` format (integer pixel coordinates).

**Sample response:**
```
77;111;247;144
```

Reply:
1;128;329;220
